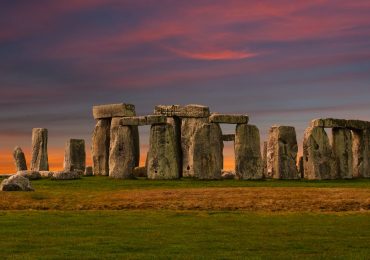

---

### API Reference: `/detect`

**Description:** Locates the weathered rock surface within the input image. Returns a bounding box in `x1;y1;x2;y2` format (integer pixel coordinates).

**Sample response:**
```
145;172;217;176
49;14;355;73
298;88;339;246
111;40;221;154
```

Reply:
84;166;93;176
30;128;49;171
209;113;249;124
120;115;167;126
93;103;136;119
222;134;235;142
235;124;263;179
221;170;236;179
63;139;86;172
147;124;180;179
352;130;369;178
40;171;54;178
50;171;81;180
181;118;209;177
154;104;210;118
267;126;299;179
332;128;353;179
13;146;27;171
133;166;147;178
262;141;267;177
109;118;136;179
303;127;336;180
0;175;34;191
92;119;111;176
193;123;223;179
166;117;182;177
17;170;41;180
311;118;370;130
298;156;304;179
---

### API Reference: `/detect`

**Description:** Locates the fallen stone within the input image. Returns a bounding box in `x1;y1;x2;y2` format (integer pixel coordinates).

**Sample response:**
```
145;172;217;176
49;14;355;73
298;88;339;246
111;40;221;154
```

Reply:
303;127;337;180
63;139;86;172
109;119;136;179
209;113;249;124
0;175;34;191
0;174;13;178
92;119;111;176
332;128;353;179
133;166;147;178
84;166;93;176
235;124;263;179
222;134;235;142
30;128;49;171
147;124;180;179
50;171;81;180
40;171;54;178
13;146;27;171
154;104;210;118
93;103;136;119
16;170;41;180
267;126;299;179
221;171;236;179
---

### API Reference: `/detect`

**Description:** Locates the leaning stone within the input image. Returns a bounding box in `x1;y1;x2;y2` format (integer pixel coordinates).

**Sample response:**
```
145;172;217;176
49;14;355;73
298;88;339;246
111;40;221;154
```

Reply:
84;166;93;176
222;134;235;142
181;117;209;177
154;104;210;118
267;126;299;179
30;128;49;171
50;171;81;180
147;124;180;179
93;103;136;119
13;146;27;171
0;175;34;191
109;119;136;179
332;128;353;179
92;119;111;176
193;123;223;179
16;170;41;180
235;124;263;179
63;139;86;172
209;113;249;124
303;127;337;180
40;171;54;178
221;170;236;180
133;166;147;178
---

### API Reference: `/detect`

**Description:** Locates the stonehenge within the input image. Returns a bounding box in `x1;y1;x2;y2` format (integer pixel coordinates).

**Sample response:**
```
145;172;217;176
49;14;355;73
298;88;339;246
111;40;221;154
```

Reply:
30;128;49;171
13;146;27;171
64;139;86;172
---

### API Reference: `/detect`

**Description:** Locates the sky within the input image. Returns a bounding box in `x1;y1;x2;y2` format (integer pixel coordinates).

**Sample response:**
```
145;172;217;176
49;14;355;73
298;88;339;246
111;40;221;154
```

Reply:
1;0;370;173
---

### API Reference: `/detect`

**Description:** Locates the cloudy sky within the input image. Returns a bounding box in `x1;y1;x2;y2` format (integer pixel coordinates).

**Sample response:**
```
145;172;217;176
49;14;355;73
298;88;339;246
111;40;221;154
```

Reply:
1;0;370;172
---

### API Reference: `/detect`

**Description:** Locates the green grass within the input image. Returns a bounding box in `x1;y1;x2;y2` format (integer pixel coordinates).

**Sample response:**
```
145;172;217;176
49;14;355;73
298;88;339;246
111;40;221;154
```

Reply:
0;211;369;259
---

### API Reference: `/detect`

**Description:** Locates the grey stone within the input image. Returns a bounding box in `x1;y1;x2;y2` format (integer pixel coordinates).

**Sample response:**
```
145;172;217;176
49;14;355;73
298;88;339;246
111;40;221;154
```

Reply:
93;103;136;119
92;119;111;176
109;118;136;179
311;118;370;130
16;170;41;180
50;171;81;180
298;156;304;179
30;128;49;171
154;104;210;118
221;170;236;179
1;174;34;191
63;139;86;172
13;146;27;171
267;126;299;179
166;117;182;177
120;116;147;126
222;134;235;142
262;141;268;178
84;166;93;176
303;127;337;180
133;166;147;178
209;113;249;124
146;115;167;125
40;171;54;178
147;124;180;179
235;124;263;179
193;123;223;179
333;128;353;179
352;130;369;178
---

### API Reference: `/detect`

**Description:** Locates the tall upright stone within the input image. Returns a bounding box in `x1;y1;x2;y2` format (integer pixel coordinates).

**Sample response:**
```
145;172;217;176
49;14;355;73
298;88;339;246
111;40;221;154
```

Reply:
262;141;267;177
193;123;223;179
13;146;27;171
132;125;140;167
147;123;180;179
109;118;136;179
266;126;299;179
63;139;86;172
332;128;353;179
30;128;49;171
303;127;336;180
92;119;111;176
235;124;263;179
167;117;182;177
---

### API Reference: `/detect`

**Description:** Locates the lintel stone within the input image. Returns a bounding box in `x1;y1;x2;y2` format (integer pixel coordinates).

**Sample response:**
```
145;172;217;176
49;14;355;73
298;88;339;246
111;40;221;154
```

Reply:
93;103;136;119
120;115;167;126
222;134;235;142
311;118;370;130
154;104;210;118
209;113;249;124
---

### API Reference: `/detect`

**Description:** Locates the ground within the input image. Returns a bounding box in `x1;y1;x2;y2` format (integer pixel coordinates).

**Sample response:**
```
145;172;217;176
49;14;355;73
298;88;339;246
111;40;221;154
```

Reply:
0;177;369;259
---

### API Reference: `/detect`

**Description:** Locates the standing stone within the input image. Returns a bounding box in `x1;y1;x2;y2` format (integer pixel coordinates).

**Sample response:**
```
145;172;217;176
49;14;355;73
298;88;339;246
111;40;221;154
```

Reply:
147;124;180;179
84;166;93;176
92;119;111;176
193;123;223;179
109;118;136;179
235;124;263;179
132;125;140;167
332;128;353;179
167;117;182;177
267;126;299;179
13;146;27;171
365;130;370;178
262;141;267;177
181;118;209;177
298;156;304;179
30;128;49;171
63;139;86;172
352;130;369;178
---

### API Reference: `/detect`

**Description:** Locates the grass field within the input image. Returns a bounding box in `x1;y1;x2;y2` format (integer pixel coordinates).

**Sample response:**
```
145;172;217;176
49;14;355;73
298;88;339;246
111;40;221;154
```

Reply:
0;177;369;259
